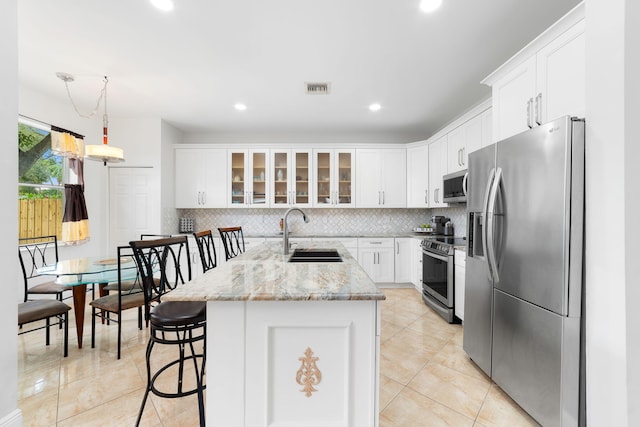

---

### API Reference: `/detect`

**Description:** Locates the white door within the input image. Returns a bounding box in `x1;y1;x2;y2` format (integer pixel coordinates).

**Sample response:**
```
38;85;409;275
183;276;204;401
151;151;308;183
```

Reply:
380;149;407;207
108;167;160;249
406;144;429;208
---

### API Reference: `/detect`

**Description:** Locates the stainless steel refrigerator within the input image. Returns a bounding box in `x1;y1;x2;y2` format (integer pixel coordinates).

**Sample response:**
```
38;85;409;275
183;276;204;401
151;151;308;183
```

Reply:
463;116;584;427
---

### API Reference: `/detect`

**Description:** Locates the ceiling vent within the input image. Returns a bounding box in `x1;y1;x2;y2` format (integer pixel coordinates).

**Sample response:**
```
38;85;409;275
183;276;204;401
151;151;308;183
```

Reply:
305;82;331;95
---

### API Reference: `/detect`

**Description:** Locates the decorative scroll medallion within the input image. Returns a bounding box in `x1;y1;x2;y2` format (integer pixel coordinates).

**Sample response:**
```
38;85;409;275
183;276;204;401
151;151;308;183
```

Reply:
296;347;322;397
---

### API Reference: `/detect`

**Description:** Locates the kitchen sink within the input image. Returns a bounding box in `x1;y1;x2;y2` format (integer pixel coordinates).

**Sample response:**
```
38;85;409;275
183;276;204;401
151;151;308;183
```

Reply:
288;248;343;263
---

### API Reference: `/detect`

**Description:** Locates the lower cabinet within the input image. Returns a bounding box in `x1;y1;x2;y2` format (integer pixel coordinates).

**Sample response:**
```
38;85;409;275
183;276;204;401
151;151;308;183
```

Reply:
358;238;395;283
394;238;413;284
454;249;466;321
411;237;423;292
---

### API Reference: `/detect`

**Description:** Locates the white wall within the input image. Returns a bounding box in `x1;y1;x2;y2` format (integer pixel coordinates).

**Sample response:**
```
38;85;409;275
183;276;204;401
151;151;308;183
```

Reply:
161;120;182;233
624;1;640;424
0;1;20;424
585;0;639;424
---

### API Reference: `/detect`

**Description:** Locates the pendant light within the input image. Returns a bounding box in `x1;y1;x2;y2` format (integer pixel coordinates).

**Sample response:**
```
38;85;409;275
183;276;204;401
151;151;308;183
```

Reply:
57;72;124;165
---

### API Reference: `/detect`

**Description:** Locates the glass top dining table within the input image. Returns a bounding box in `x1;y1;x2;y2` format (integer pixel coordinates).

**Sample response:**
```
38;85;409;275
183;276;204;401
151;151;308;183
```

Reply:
37;256;139;348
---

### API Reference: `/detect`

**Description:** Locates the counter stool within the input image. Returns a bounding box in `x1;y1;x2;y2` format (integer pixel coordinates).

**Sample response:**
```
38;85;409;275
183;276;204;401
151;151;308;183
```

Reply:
193;229;217;273
130;236;206;427
218;226;245;260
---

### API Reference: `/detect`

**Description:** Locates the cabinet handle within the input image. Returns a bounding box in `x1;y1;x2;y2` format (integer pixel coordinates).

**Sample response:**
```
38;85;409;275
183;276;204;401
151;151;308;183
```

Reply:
396;242;400;255
535;93;542;125
370;241;383;244
526;98;534;128
461;147;465;165
435;188;439;203
425;189;428;204
458;149;462;166
202;192;206;205
381;191;385;205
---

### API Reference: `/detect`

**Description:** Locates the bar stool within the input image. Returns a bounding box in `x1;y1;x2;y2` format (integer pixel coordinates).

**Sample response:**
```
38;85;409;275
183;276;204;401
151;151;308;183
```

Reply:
130;236;206;427
193;229;217;273
218;226;245;260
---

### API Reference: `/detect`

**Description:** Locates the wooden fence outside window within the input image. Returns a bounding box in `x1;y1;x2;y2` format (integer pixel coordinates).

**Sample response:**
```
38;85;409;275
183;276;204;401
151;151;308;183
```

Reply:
18;198;63;239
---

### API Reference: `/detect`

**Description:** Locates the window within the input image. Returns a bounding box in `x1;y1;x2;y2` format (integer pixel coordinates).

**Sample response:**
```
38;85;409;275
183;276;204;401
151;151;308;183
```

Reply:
18;117;66;239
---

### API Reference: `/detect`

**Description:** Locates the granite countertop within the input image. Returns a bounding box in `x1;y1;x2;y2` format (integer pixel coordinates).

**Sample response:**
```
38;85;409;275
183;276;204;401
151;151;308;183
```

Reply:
163;241;386;302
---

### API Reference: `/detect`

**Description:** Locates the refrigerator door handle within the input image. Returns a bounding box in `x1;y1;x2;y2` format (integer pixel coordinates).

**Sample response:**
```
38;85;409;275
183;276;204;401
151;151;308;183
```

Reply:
487;167;503;284
462;171;469;196
481;168;495;276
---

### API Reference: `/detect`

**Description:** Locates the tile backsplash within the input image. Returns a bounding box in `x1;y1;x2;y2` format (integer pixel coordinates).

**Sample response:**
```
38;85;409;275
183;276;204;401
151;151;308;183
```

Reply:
171;207;467;237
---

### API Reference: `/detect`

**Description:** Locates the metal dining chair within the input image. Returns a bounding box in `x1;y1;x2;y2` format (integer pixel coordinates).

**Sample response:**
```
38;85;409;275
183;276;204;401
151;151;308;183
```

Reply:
89;246;146;359
18;242;71;357
19;235;70;301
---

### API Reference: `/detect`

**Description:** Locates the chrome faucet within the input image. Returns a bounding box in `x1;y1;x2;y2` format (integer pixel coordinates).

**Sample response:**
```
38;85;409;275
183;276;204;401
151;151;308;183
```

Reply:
283;207;310;254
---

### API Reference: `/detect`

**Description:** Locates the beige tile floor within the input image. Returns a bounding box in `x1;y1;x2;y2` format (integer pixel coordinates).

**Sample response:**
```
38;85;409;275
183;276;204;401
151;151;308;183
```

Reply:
18;287;539;426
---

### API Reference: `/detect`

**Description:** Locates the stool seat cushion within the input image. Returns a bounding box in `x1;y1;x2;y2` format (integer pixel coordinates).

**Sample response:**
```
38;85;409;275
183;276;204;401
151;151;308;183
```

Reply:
28;280;69;295
150;301;206;327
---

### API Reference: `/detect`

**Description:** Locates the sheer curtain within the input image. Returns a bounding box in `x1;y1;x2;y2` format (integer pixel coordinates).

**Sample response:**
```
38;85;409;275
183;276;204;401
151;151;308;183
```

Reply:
51;127;90;244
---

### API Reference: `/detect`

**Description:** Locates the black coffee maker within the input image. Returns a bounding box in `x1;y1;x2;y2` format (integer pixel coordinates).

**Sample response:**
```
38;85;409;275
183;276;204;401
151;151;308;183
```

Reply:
431;215;449;235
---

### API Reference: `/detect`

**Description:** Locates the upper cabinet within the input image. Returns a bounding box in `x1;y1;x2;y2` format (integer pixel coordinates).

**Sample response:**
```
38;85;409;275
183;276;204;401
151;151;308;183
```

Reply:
483;4;585;142
175;148;227;208
229;149;270;208
270;149;313;208
428;136;448;208
447;114;482;173
406;144;429;208
314;149;355;208
356;148;406;208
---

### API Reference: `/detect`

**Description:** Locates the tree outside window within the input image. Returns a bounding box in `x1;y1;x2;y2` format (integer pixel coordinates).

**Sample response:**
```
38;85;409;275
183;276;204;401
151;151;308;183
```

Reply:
18;119;65;239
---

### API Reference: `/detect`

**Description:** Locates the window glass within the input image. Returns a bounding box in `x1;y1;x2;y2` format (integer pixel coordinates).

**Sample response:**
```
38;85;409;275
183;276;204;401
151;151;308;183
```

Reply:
18;118;65;239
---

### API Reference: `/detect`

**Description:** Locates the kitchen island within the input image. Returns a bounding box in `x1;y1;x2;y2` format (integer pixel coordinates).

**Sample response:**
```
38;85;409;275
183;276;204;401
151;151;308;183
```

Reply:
164;241;385;427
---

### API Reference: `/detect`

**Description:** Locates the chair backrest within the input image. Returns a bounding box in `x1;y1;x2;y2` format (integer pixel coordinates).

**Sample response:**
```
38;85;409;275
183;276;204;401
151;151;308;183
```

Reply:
129;236;192;308
218;226;245;261
140;234;172;240
192;230;217;273
18;235;59;302
116;245;141;294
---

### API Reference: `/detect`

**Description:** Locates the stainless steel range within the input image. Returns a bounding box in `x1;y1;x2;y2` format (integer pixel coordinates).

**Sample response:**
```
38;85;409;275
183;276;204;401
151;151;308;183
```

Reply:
420;236;465;323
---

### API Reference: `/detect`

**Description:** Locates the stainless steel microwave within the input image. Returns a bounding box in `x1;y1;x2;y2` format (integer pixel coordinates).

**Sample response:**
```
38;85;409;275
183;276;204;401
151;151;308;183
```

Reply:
442;169;468;203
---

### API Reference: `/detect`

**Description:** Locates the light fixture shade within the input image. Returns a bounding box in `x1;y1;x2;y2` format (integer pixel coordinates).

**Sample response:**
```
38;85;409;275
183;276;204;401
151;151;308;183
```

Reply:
85;144;124;163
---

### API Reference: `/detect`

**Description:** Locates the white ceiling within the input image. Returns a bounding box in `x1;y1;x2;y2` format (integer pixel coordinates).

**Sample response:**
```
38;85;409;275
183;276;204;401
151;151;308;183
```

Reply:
18;0;581;142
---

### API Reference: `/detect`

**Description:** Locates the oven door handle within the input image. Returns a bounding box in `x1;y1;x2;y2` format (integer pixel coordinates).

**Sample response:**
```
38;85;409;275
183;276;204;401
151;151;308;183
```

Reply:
422;249;448;263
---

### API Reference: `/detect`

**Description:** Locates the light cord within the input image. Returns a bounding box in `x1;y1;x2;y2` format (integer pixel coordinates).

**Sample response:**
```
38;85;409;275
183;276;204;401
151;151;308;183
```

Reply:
63;77;108;119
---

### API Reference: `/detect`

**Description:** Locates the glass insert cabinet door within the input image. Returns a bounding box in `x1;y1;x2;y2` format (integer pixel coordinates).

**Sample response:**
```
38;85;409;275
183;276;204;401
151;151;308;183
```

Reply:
293;151;311;206
251;151;267;206
271;149;312;207
272;151;289;205
314;149;354;207
229;150;268;207
230;151;246;205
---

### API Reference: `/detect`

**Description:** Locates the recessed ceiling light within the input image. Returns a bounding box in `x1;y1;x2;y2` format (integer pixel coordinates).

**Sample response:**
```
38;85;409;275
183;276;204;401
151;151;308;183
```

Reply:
234;103;247;111
150;0;174;12
420;0;442;13
369;103;382;112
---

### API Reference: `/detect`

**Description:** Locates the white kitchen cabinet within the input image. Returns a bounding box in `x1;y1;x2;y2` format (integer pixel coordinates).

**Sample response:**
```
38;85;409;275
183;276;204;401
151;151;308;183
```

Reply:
271;149;313;208
175;148;227;208
356;148;407;208
428;136;448;208
484;8;585;141
229;149;270;208
314;149;355;208
406;144;429;208
358;238;395;283
447;114;482;173
394;238;413;284
411;237;423;292
454;249;466;322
